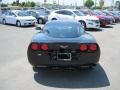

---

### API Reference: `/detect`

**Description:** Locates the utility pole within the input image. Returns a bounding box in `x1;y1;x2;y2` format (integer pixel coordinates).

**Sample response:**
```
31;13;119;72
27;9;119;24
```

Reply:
44;0;47;4
95;0;97;8
0;0;2;17
58;0;59;5
16;0;19;6
62;0;64;6
58;0;59;9
75;0;77;8
111;0;114;8
83;0;85;6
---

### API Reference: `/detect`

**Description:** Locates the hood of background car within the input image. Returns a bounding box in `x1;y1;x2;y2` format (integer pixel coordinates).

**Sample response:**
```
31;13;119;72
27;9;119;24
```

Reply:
95;15;112;19
95;15;105;18
76;15;98;20
38;15;48;19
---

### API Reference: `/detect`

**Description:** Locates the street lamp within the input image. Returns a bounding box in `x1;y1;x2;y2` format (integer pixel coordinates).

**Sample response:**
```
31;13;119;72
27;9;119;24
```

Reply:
83;0;85;6
16;0;19;6
62;0;64;6
58;0;59;9
94;0;97;8
0;0;2;17
111;0;114;8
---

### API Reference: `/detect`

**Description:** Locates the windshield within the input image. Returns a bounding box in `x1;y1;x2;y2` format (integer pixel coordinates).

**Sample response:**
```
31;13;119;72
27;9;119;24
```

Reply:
17;12;30;16
37;10;49;15
37;11;48;15
73;11;85;16
94;11;106;16
43;21;84;38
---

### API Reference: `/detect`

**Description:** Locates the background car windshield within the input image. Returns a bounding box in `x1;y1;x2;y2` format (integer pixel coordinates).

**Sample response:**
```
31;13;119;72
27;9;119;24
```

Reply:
73;11;84;16
37;10;48;15
94;11;106;16
17;12;30;16
44;22;84;38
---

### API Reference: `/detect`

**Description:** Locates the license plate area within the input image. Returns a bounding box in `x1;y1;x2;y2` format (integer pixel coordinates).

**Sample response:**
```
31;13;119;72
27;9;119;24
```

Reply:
57;53;71;61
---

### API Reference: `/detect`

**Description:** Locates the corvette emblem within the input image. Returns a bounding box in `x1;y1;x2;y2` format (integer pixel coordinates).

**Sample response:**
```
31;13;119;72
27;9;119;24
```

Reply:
60;45;68;49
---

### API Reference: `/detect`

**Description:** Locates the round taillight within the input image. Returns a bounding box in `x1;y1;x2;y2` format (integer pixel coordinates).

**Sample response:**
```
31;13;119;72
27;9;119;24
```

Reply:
89;44;97;51
80;44;88;51
31;43;39;50
41;44;48;51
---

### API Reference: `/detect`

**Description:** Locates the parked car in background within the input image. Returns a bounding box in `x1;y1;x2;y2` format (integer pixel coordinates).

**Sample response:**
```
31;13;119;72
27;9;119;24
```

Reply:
1;7;11;14
102;11;120;23
1;10;37;27
93;10;114;24
48;9;100;29
35;7;50;15
27;20;100;71
112;11;120;17
27;10;48;24
80;9;110;27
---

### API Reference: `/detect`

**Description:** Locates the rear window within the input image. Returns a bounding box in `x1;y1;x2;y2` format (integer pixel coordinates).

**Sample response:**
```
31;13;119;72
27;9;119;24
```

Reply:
43;21;84;38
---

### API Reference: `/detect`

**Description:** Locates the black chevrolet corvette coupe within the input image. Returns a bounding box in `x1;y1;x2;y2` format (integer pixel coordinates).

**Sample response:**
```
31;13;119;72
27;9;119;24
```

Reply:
27;20;100;70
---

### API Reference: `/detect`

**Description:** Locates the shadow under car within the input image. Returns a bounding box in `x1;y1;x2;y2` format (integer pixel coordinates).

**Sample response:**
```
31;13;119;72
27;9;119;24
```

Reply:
34;64;110;88
86;28;103;32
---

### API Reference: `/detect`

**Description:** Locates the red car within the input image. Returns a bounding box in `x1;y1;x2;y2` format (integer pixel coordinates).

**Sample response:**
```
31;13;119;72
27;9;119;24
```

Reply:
80;9;113;27
102;11;120;23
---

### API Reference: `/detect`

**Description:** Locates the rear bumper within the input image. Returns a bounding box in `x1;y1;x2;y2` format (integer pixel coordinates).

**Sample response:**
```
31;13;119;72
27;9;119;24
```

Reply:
27;44;100;67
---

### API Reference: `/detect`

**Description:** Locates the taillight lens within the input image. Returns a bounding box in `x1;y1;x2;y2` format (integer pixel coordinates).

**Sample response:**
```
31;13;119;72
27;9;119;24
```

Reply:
80;44;88;51
89;44;97;51
41;44;48;51
31;43;39;50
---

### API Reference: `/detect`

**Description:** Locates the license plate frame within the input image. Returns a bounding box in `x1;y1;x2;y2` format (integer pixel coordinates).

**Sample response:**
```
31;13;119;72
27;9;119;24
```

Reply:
57;53;71;61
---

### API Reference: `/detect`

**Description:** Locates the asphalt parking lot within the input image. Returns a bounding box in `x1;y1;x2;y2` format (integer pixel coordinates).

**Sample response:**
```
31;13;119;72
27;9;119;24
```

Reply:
0;23;120;90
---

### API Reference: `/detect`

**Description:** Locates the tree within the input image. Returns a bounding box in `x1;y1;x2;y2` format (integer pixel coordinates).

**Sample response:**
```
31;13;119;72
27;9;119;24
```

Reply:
1;3;8;7
31;2;35;7
99;0;104;9
44;0;47;3
26;1;31;7
53;0;57;4
12;1;17;6
84;0;94;8
21;2;25;7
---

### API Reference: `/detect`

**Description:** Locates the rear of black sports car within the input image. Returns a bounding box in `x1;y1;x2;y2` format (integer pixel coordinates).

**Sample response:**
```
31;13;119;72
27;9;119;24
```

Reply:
27;42;100;68
27;20;100;70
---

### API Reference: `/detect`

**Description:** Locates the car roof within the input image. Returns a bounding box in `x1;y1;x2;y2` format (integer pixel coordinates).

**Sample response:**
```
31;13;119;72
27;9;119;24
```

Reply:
27;10;38;12
62;9;78;11
53;9;78;12
11;10;21;13
28;10;43;12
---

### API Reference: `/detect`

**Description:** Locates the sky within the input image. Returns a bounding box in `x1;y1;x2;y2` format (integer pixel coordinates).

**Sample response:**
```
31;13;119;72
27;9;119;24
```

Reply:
1;0;120;6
